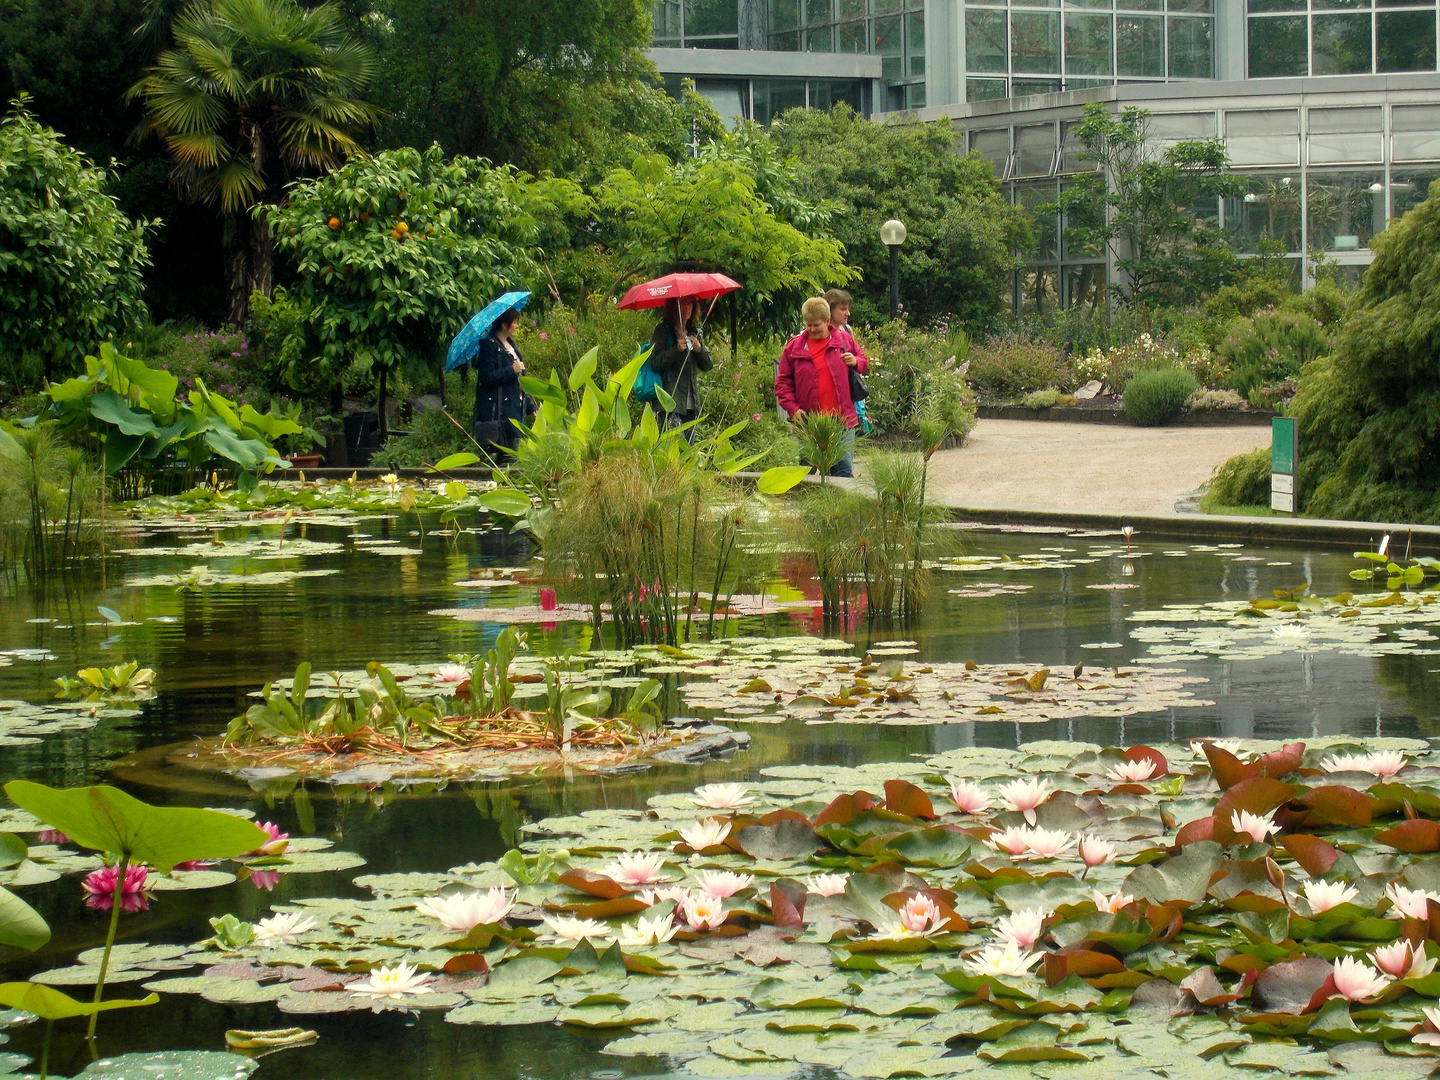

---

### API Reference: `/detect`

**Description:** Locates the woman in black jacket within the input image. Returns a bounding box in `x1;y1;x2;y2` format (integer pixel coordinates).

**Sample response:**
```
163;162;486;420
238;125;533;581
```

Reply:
647;296;713;436
470;309;529;457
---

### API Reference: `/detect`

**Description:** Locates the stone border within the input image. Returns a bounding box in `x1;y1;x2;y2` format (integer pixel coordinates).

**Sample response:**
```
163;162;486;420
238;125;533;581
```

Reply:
976;405;1274;427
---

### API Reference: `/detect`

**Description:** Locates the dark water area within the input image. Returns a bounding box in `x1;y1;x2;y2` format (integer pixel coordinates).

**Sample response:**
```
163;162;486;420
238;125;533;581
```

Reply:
1;514;1437;1078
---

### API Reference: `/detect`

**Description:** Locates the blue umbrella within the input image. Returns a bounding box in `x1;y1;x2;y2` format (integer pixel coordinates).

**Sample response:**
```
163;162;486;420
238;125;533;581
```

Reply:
446;290;531;372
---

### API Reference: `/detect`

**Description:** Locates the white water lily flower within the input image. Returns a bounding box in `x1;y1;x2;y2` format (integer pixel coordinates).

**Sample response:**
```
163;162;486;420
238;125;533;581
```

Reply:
1386;882;1440;920
690;783;754;810
1415;1005;1440;1046
352;961;433;999
991;908;1047;951
254;911;317;947
694;870;753;899
1365;750;1408;777
599;851;671;886
1079;836;1117;870
1093;889;1134;914
433;664;469;683
1372;940;1437;980
948;780;990;814
678;818;731;851
1302;880;1358;915
1105;759;1157;784
1330;955;1391;1002
539;915;612;945
987;826;1031;857
1192;738;1245;758
1230;809;1279;844
682;892;726;931
617;913;679;948
1271;623;1311;641
379;473;401;494
1324;750;1407;777
965;944;1044;978
998;778;1051;825
805;874;849;897
635;885;690;906
1022;827;1074;860
416;887;514;932
1320;753;1372;774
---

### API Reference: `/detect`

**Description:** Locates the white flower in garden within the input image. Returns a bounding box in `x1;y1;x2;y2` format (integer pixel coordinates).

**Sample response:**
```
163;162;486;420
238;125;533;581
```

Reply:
1386;882;1440;920
991;908;1047;951
948;780;990;814
1079;836;1116;870
1302;880;1358;915
694;870;753;899
352;961;433;1000
1105;759;1157;784
416;887;514;932
600;851;671;886
1330;956;1391;1002
965;944;1044;978
1415;1005;1440;1047
1230;809;1279;844
617;913;679;948
682;892;727;932
1093;890;1134;914
1022;828;1074;860
539;916;612;945
987;826;1031;857
1271;623;1311;641
433;664;469;683
805;874;849;897
635;885;691;907
678;818;731;851
998;778;1051;825
690;783;754;810
254;911;317;947
1372;940;1437;980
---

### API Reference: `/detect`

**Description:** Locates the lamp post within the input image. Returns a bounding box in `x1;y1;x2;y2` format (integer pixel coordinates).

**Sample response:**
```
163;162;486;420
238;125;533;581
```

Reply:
880;218;906;320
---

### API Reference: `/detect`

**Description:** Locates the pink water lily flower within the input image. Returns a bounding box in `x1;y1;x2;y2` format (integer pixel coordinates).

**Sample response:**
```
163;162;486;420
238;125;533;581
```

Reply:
678;818;731;851
992;908;1047;950
1105;759;1157;784
695;870;753;898
1385;882;1440;920
1022;827;1074;860
83;864;152;912
249;870;281;891
251;822;289;856
690;784;754;810
1302;879;1358;914
1414;1005;1440;1046
37;829;69;845
1093;889;1134;914
1079;836;1116;871
898;894;944;934
635;885;691;906
682;892;727;931
1230;809;1279;845
948;780;990;815
600;851;671;886
434;664;470;683
805;874;849;897
998;778;1051;825
987;826;1031;857
1372;940;1437;980
1330;955;1391;1002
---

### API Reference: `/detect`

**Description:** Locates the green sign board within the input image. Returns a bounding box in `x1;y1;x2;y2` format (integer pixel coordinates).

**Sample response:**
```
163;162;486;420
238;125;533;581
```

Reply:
1272;417;1296;475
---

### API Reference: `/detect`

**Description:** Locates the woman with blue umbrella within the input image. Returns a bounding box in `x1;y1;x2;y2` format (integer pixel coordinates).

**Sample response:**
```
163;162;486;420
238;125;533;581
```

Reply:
447;291;531;458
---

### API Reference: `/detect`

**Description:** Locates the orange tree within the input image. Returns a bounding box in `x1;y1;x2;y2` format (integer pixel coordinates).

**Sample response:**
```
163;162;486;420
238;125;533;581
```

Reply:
266;145;585;435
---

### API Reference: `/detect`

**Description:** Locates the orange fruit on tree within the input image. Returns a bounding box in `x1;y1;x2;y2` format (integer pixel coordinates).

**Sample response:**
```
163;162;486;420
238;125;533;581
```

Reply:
396;221;409;234
327;217;340;229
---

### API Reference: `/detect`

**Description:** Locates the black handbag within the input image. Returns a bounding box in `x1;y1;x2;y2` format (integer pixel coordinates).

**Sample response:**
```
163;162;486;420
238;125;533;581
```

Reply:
848;367;868;402
472;418;503;447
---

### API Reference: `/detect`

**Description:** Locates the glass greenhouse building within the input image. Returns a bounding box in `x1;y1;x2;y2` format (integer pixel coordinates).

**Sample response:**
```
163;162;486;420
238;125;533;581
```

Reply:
651;0;1440;306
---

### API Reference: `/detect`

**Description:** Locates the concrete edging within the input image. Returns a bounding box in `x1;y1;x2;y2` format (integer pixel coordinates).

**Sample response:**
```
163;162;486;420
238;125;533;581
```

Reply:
976;405;1274;427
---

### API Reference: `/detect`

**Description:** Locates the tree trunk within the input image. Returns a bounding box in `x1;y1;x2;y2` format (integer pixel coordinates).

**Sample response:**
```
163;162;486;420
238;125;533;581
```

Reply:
223;218;250;327
248;211;274;305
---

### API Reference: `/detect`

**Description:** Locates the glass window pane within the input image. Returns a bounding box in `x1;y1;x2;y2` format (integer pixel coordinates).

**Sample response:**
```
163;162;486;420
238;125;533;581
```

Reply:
874;15;903;77
752;77;808;123
803;0;832;24
1169;0;1212;12
1121;0;1163;10
1065;12;1113;73
1149;111;1217;138
804;25;834;49
1013;0;1060;9
838;20;867;50
1020;268;1059;316
906;83;927;108
1225;174;1302;253
1013;11;1063;70
1392;169;1440;218
970;127;1011;170
1378;10;1437;70
1249;0;1302;9
1015;123;1059;175
1228;110;1300;164
1064;264;1107;312
1313;0;1367;9
1068;0;1111;10
1167;17;1214;75
906;11;926;75
1308;172;1384;251
872;0;902;12
770;30;800;48
1309;109;1382;163
1016;181;1060;259
838;0;865;15
1248;15;1308;75
1117;15;1164;73
967;10;1009;71
686;0;739;35
1061;121;1100;170
1013;78;1064;93
1313;13;1372;73
654;0;683;41
770;0;799;29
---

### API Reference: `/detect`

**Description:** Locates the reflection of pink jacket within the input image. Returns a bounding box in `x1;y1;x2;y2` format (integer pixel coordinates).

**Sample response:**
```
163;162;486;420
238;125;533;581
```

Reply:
775;331;869;429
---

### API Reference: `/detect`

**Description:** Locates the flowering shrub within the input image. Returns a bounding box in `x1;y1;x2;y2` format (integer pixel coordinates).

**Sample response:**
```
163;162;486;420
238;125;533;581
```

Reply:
863;321;976;441
1218;308;1333;397
140;326;264;406
1186;388;1247;411
1249;376;1300;411
965;333;1068;399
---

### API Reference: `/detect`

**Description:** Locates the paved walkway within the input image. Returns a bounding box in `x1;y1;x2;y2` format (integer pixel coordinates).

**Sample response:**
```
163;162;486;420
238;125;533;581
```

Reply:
922;419;1271;515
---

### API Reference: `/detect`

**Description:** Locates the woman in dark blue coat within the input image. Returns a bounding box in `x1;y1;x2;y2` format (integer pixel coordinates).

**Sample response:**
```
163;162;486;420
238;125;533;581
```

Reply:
470;309;529;457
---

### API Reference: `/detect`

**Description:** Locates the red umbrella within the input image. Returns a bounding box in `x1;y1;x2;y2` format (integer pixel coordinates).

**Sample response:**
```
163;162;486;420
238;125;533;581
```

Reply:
617;272;740;311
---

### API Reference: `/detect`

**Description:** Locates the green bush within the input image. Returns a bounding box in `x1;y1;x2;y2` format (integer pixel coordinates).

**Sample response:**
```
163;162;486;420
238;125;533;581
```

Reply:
862;321;975;439
370;409;472;469
1200;446;1270;511
131;325;268;407
966;333;1068;399
1218;308;1334;397
1023;389;1060;409
515;303;686;385
1122;367;1198;426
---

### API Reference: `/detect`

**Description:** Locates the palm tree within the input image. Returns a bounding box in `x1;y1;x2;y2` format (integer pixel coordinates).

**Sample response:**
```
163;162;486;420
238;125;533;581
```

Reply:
129;0;382;325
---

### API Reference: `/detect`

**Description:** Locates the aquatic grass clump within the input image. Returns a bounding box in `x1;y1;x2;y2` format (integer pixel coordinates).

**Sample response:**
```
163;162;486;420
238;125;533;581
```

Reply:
0;422;102;580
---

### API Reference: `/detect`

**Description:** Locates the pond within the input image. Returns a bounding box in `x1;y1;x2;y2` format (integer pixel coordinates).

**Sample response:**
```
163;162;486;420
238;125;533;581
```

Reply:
0;508;1436;1080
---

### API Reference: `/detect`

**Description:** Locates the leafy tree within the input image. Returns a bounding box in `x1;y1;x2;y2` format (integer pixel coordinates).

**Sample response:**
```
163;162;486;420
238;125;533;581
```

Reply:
128;0;382;326
355;0;654;174
596;145;854;340
1056;103;1247;308
0;98;152;387
771;105;1030;330
267;145;585;436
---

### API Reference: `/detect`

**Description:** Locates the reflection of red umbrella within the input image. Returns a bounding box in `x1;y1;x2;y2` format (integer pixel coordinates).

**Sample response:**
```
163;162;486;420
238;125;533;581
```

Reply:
617;272;740;310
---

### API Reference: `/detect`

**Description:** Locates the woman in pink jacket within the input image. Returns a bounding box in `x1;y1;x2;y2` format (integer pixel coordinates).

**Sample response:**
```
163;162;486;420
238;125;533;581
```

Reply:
775;296;868;477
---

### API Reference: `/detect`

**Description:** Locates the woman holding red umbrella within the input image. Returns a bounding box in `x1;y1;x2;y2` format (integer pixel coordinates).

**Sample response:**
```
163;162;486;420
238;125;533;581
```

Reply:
647;296;713;436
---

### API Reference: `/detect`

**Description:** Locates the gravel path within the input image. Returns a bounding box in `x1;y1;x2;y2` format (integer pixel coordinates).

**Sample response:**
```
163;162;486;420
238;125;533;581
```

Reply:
920;419;1271;515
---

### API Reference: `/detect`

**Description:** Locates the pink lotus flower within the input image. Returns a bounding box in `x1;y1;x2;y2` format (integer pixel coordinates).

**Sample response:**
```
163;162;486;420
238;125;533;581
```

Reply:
1371;940;1437;980
38;829;69;845
1302;879;1358;914
898;894;944;934
1330;955;1391;1002
1105;759;1157;784
682;892;726;931
1387;882;1440;920
1093;889;1133;914
83;864;152;912
251;822;289;856
434;664;469;683
948;780;990;814
1079;836;1116;870
992;908;1046;950
539;587;558;612
1230;809;1279;845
